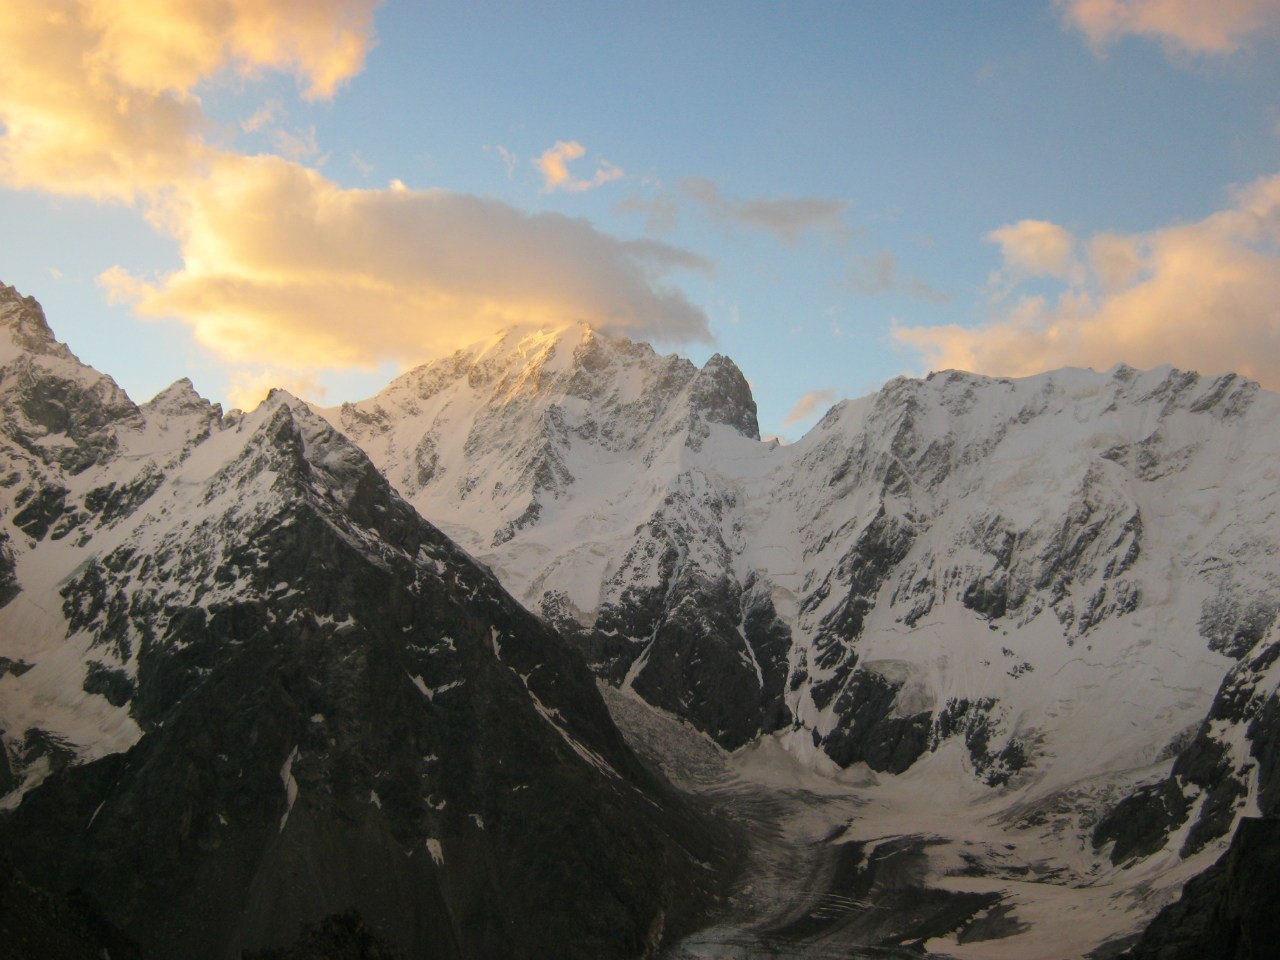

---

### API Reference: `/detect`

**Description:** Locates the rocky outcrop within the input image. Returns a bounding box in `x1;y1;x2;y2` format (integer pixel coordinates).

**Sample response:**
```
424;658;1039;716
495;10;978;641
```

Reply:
0;853;142;960
1125;817;1280;960
1095;623;1280;865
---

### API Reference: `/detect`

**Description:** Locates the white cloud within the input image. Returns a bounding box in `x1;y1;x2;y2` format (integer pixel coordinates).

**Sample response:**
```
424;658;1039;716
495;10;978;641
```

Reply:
101;154;713;370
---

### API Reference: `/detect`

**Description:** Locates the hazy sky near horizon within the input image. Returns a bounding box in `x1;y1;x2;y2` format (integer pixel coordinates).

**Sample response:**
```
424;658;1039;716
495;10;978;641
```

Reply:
1;1;1279;437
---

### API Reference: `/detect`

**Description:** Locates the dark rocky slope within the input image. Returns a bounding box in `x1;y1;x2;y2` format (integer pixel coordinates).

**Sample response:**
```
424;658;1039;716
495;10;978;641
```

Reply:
1122;817;1280;960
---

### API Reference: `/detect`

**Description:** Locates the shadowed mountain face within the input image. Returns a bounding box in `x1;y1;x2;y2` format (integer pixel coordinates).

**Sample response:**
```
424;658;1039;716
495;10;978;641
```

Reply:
0;285;730;959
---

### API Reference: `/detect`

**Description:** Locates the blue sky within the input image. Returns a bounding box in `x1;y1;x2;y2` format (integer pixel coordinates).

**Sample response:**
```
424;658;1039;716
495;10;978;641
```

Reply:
2;1;1278;437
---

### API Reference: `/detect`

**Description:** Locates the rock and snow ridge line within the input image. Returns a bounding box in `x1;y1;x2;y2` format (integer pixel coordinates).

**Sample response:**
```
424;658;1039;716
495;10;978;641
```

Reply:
2;284;1279;957
316;322;1277;773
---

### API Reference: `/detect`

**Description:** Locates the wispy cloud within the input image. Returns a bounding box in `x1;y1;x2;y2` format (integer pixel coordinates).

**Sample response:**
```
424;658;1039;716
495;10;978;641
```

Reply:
782;388;838;427
1058;0;1280;55
535;140;624;193
894;171;1280;389
491;144;519;181
680;177;847;243
614;193;680;233
845;250;952;304
350;151;374;177
272;125;323;162
241;99;284;134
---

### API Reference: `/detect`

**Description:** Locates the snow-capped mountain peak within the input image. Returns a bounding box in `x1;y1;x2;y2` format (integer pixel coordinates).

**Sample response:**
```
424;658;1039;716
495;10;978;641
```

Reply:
0;283;73;364
0;298;726;958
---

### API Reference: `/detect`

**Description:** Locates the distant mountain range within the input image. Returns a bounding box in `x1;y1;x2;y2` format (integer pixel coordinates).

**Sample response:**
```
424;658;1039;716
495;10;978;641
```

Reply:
2;282;1277;958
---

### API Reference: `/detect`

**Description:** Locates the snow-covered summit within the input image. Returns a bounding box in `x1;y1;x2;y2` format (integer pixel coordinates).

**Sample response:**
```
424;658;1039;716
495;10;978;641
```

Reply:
0;296;725;958
143;377;221;418
320;323;759;546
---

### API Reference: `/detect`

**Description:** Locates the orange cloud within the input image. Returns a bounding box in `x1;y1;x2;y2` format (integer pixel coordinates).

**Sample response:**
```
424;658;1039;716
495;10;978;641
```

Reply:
1059;0;1280;54
101;154;713;370
894;172;1280;388
226;367;328;411
80;0;378;99
1088;232;1144;291
535;140;624;193
0;0;377;200
782;388;838;427
8;3;711;382
987;219;1080;280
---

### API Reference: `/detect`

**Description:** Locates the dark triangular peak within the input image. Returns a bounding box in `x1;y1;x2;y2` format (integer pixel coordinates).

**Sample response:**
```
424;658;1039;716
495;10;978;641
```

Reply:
690;352;759;440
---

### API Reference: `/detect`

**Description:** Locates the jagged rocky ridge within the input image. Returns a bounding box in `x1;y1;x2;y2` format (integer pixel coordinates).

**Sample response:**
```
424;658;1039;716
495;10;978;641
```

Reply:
0;286;730;959
1120;816;1280;960
325;327;1279;781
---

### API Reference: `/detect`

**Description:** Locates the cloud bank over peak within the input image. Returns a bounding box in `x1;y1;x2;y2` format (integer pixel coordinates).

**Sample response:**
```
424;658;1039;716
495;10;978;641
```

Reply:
101;155;712;371
894;172;1280;389
1;0;714;378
